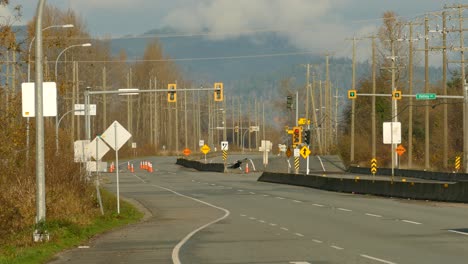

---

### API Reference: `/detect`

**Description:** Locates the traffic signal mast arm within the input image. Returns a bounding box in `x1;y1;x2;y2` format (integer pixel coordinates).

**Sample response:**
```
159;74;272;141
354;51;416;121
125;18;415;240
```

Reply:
346;91;463;99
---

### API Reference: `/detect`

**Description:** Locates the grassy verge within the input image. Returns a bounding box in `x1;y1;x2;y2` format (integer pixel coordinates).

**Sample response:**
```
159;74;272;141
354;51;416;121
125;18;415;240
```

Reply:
0;189;143;264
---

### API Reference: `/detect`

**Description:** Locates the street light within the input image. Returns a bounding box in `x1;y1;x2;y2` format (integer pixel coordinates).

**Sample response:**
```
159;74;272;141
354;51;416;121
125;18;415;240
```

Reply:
27;24;74;82
54;43;91;154
55;42;92;80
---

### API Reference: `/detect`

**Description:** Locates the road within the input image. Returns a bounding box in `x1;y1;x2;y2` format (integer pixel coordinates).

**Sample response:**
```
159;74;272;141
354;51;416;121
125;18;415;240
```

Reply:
49;156;468;264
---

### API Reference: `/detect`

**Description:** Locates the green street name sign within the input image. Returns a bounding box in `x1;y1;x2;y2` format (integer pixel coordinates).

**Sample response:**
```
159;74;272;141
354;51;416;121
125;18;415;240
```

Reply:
416;93;436;100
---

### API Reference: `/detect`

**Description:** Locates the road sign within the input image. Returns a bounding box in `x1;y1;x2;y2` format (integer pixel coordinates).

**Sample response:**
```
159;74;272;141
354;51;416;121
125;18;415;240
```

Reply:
201;144;211;154
286;147;292;158
300;145;311;159
183;148;191;156
396;145;406;156
199;140;204;147
249;126;260;132
74;104;96;116
416;93;436;100
100;121;132;151
74;140;91;162
132;142;137;149
87;136;110;160
222;150;227;161
294;148;300;158
22;82;57;117
370;158;377;175
383;122;401;144
221;141;229;150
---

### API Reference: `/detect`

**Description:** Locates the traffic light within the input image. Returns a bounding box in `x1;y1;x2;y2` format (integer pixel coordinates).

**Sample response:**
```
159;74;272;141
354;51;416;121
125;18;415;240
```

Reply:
392;90;402;100
348;89;357;99
168;83;177;103
286;95;293;109
303;130;311;145
214;82;224;102
292;126;302;145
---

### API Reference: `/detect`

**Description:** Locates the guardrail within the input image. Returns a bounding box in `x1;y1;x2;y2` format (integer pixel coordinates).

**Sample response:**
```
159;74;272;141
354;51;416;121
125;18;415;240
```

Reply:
348;166;468;182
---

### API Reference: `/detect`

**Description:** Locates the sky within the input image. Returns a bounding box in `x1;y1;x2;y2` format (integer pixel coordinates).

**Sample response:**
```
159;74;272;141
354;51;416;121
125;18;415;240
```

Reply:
11;1;464;59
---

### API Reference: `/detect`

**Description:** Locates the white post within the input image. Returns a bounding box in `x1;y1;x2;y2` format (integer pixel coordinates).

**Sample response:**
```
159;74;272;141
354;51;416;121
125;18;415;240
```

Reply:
115;123;120;214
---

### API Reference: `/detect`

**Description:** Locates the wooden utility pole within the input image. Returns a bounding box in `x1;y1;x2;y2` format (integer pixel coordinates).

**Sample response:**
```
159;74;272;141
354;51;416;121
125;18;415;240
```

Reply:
311;70;322;154
442;12;448;168
371;36;377;160
102;67;107;131
325;54;331;152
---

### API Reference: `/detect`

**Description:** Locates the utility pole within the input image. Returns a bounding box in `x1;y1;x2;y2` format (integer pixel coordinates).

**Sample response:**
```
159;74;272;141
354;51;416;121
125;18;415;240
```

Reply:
102;67;107;131
346;37;359;162
424;15;430;170
184;85;188;149
442;12;448;169
311;70;322;154
325;54;331;152
408;23;415;168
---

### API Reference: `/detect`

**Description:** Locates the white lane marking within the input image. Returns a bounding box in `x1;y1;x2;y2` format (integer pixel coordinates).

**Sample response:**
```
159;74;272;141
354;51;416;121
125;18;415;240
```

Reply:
295;233;304;237
448;230;468;236
269;223;277;226
250;192;256;195
226;187;233;189
365;213;383;218
402;220;422;225
313;204;324;207
238;190;244;192
191;180;195;182
249;217;256;220
258;220;266;223
293;200;303;203
281;227;289;231
263;194;270;197
360;254;398;264
337;208;352;212
210;184;216;186
240;214;247;217
276;197;285;200
131;180;231;264
290;262;311;264
312;239;323;243
331;245;344;250
78;246;90;249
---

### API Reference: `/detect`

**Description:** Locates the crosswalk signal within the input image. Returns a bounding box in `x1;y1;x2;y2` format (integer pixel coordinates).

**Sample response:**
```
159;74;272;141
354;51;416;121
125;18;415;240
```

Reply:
292;126;302;145
303;130;311;145
348;89;357;99
214;82;224;102
168;83;177;103
392;90;402;100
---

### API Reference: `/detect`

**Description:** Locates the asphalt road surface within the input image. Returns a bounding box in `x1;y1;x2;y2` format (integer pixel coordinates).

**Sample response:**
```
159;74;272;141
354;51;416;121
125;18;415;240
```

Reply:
49;156;468;264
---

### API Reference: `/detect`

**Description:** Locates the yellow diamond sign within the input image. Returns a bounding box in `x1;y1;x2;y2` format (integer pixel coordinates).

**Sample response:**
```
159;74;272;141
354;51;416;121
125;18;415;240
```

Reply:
300;145;311;159
200;144;211;154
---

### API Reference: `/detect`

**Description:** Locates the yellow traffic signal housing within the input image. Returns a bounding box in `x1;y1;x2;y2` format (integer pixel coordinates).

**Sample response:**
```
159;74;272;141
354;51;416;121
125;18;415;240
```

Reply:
292;126;302;145
214;82;224;102
168;83;177;103
348;89;357;99
392;90;402;100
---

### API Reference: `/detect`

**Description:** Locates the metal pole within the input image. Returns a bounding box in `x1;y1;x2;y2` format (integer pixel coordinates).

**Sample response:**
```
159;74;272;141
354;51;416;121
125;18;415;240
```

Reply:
85;87;91;141
391;38;397;179
115;123;120;214
34;0;46;228
351;37;356;163
371;36;377;160
460;7;468;174
408;24;414;168
424;16;430;170
295;91;299;126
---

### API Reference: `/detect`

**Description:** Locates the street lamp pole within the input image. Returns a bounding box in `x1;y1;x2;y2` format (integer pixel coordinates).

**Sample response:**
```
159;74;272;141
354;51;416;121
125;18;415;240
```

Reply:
55;43;91;80
26;23;73;162
54;43;91;154
28;24;74;82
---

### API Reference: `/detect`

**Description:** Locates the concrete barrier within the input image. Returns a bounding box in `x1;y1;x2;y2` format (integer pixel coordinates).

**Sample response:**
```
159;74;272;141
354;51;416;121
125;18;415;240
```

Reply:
258;172;468;203
348;166;468;182
176;158;224;172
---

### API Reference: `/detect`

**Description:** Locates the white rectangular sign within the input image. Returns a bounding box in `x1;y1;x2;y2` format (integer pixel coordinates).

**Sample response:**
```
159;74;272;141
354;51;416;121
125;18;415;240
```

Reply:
221;141;229;151
87;137;110;160
86;161;108;172
199;140;204;147
74;104;96;116
383;122;402;144
22;82;57;117
101;121;132;151
74;140;91;162
294;148;300;157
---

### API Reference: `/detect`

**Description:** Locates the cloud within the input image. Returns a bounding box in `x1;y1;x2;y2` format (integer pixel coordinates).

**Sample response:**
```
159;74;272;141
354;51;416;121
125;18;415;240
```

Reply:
162;0;351;51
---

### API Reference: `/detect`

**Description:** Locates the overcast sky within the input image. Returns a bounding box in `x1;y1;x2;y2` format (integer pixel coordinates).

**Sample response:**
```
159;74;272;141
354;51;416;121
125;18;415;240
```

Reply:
13;1;463;58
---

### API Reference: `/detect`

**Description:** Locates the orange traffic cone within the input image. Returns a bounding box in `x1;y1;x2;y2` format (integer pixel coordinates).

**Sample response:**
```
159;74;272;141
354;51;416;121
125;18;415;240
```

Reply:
127;161;130;170
149;162;153;172
245;163;249;174
109;162;114;173
130;164;134;173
